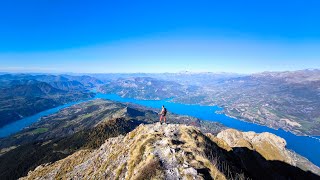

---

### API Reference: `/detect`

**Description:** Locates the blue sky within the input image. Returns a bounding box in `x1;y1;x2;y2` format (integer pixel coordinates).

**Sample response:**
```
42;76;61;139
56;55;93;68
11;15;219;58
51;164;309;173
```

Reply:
0;0;319;73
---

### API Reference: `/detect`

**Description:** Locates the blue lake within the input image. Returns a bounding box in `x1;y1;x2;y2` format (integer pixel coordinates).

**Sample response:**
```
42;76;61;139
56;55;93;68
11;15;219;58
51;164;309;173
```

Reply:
0;100;89;138
0;93;319;167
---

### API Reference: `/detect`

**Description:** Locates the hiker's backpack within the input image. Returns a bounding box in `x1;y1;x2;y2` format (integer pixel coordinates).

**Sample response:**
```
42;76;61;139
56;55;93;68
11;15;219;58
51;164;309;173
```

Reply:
163;108;167;115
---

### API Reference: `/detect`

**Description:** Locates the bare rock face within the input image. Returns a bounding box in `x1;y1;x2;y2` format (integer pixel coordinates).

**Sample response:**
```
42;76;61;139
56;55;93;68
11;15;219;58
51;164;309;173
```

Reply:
216;129;320;175
216;129;293;164
20;124;320;180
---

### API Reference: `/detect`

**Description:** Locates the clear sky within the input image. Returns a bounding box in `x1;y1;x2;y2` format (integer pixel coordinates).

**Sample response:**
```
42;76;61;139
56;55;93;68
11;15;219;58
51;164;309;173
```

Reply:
0;0;319;73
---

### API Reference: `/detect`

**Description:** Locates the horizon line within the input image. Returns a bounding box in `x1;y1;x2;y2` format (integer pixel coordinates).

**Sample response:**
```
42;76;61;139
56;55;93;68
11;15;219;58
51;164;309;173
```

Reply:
0;68;319;75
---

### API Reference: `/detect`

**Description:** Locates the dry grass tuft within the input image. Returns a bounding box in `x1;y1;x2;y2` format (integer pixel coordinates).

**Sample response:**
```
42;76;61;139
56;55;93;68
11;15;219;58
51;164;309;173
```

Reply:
132;158;164;180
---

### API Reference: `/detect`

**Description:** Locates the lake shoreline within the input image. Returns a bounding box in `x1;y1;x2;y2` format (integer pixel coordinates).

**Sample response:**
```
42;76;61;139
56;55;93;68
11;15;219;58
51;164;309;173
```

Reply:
1;93;320;167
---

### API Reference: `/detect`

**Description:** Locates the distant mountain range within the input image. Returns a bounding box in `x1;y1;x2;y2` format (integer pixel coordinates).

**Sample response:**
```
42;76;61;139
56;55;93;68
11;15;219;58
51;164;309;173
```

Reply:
98;77;193;100
0;74;103;91
198;69;320;135
0;74;103;127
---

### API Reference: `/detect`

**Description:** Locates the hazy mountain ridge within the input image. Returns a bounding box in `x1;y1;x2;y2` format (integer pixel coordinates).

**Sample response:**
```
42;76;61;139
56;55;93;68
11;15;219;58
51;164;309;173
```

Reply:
0;74;103;91
84;72;241;86
202;69;320;135
98;77;194;100
0;74;99;127
252;69;320;83
0;81;65;97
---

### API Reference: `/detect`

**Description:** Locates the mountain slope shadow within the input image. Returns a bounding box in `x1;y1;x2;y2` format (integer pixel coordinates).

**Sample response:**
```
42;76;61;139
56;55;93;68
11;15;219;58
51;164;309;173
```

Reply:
0;118;146;180
202;134;320;180
235;147;319;179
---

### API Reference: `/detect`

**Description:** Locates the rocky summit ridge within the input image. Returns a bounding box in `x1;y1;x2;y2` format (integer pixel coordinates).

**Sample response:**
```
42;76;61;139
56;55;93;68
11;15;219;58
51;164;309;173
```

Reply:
21;123;320;180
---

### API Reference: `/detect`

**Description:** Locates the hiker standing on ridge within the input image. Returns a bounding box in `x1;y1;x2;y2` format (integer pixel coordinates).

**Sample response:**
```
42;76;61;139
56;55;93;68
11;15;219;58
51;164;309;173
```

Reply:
159;105;167;124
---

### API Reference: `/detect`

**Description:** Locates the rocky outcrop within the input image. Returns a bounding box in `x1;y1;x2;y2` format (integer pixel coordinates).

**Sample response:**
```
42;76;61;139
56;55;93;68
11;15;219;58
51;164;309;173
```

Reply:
21;124;320;180
215;129;320;176
216;129;293;164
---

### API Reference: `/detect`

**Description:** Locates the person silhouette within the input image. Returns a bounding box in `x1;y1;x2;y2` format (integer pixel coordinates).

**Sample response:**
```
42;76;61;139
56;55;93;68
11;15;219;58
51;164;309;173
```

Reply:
159;105;167;124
